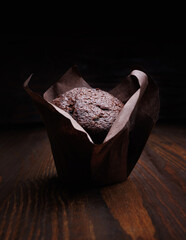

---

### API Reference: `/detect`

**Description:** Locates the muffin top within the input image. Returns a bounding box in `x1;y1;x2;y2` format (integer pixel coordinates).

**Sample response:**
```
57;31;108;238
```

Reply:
52;87;124;143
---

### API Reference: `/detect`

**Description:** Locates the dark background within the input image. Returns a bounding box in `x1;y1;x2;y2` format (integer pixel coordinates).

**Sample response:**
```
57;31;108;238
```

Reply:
0;16;186;125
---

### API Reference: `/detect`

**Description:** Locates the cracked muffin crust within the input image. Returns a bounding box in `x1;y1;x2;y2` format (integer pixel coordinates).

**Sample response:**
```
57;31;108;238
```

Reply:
52;87;124;144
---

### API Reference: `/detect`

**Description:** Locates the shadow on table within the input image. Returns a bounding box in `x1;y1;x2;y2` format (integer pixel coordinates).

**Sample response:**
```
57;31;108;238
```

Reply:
18;175;131;239
22;175;119;204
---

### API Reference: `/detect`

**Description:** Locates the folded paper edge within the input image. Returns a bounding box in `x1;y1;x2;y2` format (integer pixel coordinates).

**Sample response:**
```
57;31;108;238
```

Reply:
23;68;150;146
104;70;148;142
23;73;94;144
43;67;149;145
49;103;94;143
43;65;92;102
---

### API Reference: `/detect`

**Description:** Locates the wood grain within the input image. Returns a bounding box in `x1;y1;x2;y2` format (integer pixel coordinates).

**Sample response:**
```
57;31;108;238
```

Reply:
0;123;185;240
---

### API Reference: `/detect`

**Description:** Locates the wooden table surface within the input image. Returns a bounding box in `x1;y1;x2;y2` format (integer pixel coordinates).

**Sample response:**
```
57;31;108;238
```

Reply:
0;122;185;240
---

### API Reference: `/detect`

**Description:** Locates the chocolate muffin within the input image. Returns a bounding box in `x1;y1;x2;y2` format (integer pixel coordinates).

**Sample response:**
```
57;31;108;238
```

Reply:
52;87;124;144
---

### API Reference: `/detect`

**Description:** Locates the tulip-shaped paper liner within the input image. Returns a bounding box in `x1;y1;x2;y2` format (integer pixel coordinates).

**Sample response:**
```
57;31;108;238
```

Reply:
24;66;159;186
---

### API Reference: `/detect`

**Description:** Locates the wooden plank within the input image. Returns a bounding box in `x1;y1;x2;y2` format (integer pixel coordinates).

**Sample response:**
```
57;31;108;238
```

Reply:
0;123;185;239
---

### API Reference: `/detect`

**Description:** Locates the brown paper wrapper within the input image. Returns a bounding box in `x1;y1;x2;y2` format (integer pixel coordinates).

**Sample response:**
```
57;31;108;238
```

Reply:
23;66;160;186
